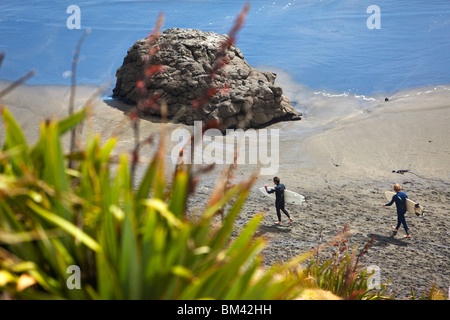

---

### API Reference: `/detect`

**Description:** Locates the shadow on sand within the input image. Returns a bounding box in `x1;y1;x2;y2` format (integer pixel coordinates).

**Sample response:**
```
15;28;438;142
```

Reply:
255;223;293;237
368;233;409;247
103;96;166;123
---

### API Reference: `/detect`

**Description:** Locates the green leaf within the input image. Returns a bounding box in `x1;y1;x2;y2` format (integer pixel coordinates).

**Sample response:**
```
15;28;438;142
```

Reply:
142;199;182;229
171;265;194;280
119;210;141;299
1;107;27;149
210;181;252;251
57;107;87;135
116;155;141;299
168;169;189;218
226;213;264;255
26;200;101;252
1;107;31;173
0;229;62;244
135;149;160;203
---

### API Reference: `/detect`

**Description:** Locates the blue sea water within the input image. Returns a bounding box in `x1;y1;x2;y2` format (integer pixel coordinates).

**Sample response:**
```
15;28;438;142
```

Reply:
1;0;449;96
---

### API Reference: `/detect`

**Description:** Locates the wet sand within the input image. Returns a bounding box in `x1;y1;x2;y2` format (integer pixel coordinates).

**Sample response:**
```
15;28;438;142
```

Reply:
247;176;450;299
181;83;450;299
1;80;449;299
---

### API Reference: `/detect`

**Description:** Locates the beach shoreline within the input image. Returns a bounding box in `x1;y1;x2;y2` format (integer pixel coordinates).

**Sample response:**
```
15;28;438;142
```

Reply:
1;80;449;299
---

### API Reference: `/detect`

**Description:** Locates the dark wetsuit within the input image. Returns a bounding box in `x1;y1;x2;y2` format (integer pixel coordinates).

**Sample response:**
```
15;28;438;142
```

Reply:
385;191;410;235
267;183;291;221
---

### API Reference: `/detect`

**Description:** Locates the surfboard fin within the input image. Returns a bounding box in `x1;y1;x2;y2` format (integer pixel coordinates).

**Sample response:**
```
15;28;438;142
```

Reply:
414;203;423;217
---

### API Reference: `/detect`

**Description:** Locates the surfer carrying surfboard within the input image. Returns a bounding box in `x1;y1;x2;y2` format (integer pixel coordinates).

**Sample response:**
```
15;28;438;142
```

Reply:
264;177;293;225
383;183;411;238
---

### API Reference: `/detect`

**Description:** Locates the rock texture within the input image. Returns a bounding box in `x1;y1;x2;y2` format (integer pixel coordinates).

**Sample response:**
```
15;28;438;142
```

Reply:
113;28;301;129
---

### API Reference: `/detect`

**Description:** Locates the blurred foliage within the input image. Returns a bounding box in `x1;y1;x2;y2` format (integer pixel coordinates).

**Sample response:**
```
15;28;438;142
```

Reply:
0;105;312;299
0;105;410;300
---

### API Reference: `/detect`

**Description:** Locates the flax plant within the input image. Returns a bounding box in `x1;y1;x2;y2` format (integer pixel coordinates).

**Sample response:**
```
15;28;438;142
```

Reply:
0;103;316;299
0;4;313;300
305;226;392;300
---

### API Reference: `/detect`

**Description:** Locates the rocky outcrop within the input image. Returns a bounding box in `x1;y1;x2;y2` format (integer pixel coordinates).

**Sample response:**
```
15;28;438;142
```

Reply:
113;28;301;129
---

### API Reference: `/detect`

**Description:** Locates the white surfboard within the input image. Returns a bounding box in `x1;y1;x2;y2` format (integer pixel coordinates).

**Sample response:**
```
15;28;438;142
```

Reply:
259;187;305;205
385;191;424;216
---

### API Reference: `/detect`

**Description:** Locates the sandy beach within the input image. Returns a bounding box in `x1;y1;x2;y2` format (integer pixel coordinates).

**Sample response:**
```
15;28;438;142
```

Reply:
1;80;449;299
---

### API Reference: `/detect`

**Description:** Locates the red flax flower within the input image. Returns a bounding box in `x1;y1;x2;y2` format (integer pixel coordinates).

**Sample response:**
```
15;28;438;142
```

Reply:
228;2;250;44
192;2;250;109
145;64;165;78
146;13;164;45
206;87;218;98
191;96;209;109
220;83;230;96
130;13;165;183
144;94;161;110
136;80;146;94
135;12;165;114
128;109;139;122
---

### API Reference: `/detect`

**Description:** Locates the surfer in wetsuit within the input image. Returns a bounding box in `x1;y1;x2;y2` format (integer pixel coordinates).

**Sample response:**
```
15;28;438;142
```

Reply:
383;183;411;238
265;177;293;225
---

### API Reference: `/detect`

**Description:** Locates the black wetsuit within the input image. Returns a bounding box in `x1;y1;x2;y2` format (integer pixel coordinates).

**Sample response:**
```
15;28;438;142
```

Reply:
267;183;291;222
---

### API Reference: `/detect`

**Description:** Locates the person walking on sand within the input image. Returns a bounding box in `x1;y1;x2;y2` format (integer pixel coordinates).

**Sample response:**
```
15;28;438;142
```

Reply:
383;183;411;238
265;177;293;225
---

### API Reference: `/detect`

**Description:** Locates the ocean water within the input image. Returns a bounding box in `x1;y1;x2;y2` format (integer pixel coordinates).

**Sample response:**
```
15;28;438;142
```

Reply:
1;0;450;97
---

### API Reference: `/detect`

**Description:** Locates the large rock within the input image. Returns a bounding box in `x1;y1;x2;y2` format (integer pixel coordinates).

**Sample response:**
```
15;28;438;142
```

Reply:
113;28;301;129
